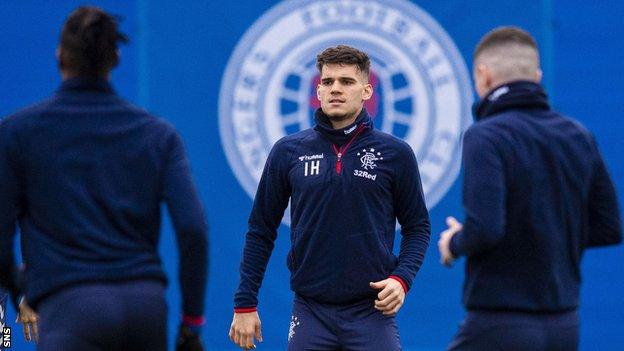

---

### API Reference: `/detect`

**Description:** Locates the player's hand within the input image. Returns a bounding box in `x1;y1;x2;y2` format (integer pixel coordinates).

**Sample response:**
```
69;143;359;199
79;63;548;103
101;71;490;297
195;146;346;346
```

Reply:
16;298;39;343
438;216;463;267
175;324;204;351
229;311;262;350
370;278;405;316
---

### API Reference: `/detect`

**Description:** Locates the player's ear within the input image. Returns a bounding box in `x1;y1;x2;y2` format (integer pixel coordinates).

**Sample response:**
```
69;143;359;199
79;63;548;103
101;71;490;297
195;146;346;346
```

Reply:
56;46;64;68
316;84;322;101
535;68;543;83
362;83;373;101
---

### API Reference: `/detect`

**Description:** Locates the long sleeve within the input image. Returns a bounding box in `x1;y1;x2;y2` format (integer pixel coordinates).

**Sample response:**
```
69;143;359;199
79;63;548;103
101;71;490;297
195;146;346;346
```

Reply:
0;119;23;308
234;141;291;309
585;138;622;247
161;131;208;317
390;144;431;291
450;127;507;257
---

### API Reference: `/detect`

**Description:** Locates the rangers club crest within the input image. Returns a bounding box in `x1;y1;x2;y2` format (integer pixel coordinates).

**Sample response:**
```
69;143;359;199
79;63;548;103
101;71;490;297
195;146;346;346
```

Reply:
358;148;382;170
219;0;473;224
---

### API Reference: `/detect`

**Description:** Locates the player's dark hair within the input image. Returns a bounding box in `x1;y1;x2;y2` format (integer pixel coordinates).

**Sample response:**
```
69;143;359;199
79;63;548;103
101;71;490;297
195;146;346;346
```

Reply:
474;26;537;60
316;45;370;79
59;6;128;77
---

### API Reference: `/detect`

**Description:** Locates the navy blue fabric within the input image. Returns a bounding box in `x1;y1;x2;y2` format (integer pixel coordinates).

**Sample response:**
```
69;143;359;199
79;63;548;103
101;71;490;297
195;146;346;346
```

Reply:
447;310;579;351
288;294;400;351
450;81;622;312
235;108;430;308
0;77;208;317
37;280;167;351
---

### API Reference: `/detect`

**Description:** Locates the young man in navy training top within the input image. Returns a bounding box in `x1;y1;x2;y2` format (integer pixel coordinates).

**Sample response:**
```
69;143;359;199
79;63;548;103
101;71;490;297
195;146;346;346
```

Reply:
438;26;623;350
229;45;431;350
0;7;208;351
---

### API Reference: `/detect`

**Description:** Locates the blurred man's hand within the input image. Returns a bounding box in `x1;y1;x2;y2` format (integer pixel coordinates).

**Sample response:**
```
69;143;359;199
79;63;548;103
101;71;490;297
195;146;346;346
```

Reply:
438;216;463;267
16;298;39;343
176;324;204;351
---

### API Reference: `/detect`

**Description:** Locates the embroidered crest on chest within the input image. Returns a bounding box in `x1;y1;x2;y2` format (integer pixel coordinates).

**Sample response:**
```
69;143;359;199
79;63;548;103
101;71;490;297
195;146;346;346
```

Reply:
357;148;383;170
354;148;383;181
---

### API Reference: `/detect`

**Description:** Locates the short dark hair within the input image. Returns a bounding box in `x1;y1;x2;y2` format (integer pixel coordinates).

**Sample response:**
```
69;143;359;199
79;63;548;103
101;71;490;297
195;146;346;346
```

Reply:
59;6;128;77
316;45;370;79
474;26;537;60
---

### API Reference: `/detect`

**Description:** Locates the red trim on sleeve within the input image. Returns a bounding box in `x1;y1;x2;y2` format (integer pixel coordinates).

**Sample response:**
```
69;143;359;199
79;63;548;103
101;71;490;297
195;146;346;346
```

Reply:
389;275;408;293
182;314;205;326
234;307;257;313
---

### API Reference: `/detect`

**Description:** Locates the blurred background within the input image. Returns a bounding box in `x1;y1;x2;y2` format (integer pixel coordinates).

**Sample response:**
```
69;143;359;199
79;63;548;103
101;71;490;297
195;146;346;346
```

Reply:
1;1;622;350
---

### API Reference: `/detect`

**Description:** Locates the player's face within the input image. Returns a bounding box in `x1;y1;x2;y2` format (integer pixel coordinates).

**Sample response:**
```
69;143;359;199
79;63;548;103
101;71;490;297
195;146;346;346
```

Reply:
317;63;372;125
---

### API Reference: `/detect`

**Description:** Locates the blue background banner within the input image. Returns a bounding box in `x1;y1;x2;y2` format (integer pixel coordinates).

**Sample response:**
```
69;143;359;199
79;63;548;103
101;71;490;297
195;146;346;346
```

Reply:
1;1;622;350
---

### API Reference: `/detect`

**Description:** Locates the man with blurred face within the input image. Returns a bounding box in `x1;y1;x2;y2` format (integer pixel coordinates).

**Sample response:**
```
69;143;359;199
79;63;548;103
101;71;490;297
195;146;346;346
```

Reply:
438;26;622;350
0;6;208;351
229;45;431;350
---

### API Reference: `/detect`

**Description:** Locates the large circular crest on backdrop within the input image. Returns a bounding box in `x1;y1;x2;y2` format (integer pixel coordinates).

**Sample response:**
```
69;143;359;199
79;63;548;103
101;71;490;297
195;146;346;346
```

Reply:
219;0;473;224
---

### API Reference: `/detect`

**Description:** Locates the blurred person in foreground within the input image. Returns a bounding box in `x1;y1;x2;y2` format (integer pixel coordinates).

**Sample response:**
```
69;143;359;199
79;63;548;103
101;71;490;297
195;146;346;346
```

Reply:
0;6;208;351
1;290;6;350
229;45;431;350
438;26;622;350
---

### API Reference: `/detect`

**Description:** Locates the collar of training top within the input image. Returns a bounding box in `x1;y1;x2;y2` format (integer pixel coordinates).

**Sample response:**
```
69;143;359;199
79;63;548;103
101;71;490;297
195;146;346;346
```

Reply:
58;76;115;94
473;80;550;121
313;108;373;146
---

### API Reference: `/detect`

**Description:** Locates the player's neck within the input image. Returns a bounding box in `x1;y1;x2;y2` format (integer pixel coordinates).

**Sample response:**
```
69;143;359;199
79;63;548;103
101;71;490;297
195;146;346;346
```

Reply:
330;107;362;130
60;70;111;81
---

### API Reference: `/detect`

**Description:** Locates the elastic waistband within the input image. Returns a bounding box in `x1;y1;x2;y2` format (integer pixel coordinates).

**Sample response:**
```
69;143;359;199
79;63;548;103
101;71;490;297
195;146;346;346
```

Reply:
294;293;375;307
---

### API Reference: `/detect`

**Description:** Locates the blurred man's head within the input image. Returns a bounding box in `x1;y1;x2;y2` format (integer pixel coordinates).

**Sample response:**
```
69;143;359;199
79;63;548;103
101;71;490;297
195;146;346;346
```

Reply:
473;26;542;98
316;45;373;128
57;6;128;79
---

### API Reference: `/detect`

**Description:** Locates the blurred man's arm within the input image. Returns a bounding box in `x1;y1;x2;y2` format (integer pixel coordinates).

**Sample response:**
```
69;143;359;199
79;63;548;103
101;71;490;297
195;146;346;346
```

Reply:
586;139;622;247
161;130;208;346
449;127;507;258
0;119;24;310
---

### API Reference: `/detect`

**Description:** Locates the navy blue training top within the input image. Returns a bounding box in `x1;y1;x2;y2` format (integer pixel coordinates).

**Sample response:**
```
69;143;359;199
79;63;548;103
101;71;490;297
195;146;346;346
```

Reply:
235;108;431;309
450;81;622;312
0;77;208;317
